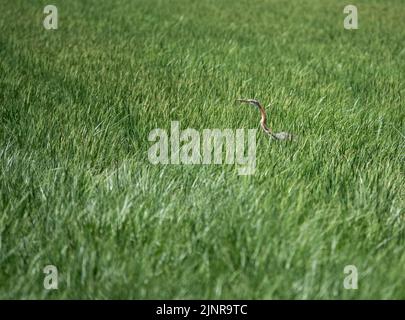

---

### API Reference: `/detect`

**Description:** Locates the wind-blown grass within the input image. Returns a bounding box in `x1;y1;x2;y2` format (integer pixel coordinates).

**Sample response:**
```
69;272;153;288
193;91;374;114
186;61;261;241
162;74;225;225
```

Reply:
0;0;404;299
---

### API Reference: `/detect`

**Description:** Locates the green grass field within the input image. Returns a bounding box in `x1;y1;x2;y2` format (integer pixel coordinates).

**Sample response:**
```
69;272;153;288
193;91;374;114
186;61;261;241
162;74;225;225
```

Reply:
1;0;404;299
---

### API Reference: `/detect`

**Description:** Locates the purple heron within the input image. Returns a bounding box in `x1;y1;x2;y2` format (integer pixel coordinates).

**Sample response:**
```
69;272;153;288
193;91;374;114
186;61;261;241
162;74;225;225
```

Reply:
236;98;293;141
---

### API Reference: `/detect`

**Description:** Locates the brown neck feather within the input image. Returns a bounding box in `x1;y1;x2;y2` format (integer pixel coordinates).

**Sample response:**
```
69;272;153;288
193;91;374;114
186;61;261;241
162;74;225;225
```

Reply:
257;103;272;134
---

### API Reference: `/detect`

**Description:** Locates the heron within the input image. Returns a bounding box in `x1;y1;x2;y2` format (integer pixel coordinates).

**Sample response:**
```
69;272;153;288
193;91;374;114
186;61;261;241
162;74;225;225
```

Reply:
236;98;294;141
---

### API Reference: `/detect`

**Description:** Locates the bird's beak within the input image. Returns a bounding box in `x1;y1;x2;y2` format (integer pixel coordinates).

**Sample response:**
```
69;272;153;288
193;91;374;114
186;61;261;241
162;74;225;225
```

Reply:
236;99;257;108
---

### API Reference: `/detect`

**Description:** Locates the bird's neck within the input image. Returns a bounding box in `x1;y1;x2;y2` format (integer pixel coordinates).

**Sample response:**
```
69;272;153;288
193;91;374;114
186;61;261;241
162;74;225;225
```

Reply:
259;105;272;134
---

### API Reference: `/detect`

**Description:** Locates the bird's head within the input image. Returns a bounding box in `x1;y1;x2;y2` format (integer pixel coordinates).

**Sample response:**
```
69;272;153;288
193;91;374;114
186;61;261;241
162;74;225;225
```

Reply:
236;98;261;109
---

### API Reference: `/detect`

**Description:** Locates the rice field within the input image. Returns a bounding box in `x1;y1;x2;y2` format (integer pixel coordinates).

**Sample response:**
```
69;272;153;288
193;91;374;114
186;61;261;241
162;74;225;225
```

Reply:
0;0;404;299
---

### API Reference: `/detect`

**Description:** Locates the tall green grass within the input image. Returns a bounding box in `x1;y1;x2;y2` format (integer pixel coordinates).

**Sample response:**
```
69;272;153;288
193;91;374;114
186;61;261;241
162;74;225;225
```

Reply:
0;0;404;299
